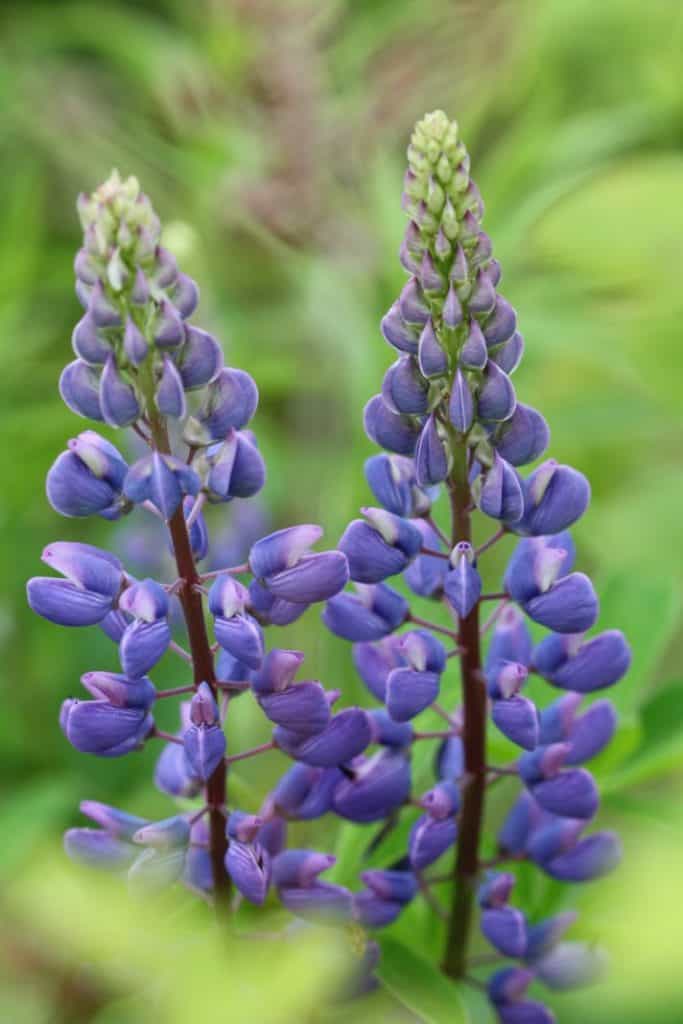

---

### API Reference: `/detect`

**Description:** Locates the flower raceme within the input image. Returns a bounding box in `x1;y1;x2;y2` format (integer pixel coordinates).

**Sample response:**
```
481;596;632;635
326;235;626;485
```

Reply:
318;109;631;1020
27;117;631;1020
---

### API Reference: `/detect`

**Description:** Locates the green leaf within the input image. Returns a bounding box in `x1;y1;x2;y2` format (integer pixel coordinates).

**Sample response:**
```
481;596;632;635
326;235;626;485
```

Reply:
592;570;680;715
377;937;469;1024
603;680;683;793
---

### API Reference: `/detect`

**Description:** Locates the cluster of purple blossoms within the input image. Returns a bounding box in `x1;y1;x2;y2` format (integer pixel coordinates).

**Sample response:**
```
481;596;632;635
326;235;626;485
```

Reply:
27;108;631;1018
27;171;416;975
318;111;630;1020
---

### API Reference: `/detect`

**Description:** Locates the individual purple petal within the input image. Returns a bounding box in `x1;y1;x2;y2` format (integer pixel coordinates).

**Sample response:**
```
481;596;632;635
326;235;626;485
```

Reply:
154;740;201;798
123;317;149;365
367;709;414;748
385;668;440;721
133;815;190;850
248;580;308;627
486;605;533;670
153;299;184;347
265;551;350;603
72;312;110;365
363;394;419;456
183;723;226;780
504;533;575;605
64;829;137;871
499;791;546;856
272;849;336;888
538;693;583;745
275;708;372;767
519;744;569;784
543;831;621;882
364;454;415;518
214;613;264;669
481;906;527;958
533;630;631;693
323;583;408;642
170;273;200;319
526;819;584;864
415;414;449;487
531;768;599;820
486;661;529;700
488;967;535;1005
249;524;322;578
353;891;404;928
226;841;271;905
524;911;578;962
565;700;617;764
492;696;539;751
361;869;417;904
524;573;598;634
60;699;151;756
190;367;258;440
272;764;342;820
443;283;463;329
404;520;449;597
352;637;405;702
332;751;411;822
278;881;353;922
27;578;114;627
79;800;148;839
88;280;121;328
478;871;516;909
120;620;171;677
251;649;304;695
339;515;421;584
435;736;465;782
258;681;331;737
534;942;607;990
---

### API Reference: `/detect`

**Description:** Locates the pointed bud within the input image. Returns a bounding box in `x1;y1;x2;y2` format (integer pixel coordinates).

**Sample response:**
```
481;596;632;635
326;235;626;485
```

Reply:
491;330;524;374
478;361;516;422
399;277;430;326
483;295;517;347
323;583;408;642
543;831;621;882
443;283;463;329
123;317;149;366
449;368;474;432
258;681;331;737
332;750;411;822
382;356;429;415
409;814;458;870
459;318;488;369
72;312;110;365
495;403;549;466
492;695;539;751
59;360;103;421
274;708;372;767
363;394;419;455
100;355;140;427
176;325;223;389
380;302;419;354
418;319;448;377
155;356;186;419
478;453;524;523
481;906;527;958
444;542;481;618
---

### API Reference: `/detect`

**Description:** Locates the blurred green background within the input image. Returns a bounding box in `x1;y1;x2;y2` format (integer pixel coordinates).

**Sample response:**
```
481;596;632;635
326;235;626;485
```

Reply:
1;0;683;1020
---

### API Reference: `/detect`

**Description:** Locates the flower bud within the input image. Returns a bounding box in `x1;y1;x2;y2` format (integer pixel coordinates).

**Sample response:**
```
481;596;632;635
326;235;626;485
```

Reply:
386;667;440;721
492;695;539;751
213;611;264;670
153;299;184;348
478;361;516;422
278;881;353;922
504;533;575;604
498;791;545;856
364;394;419;455
154;739;201;798
491;331;524;375
72;312;110;365
523;573;598;634
420;780;460;819
382;356;429;415
155;356;186;419
225;841;271;905
449;369;474;433
487;967;535;1006
272;849;336;888
124;452;200;519
272;764;341;820
483;295;517;348
524;911;578;962
414;414;449;486
205;431;266;502
444;541;481;617
418;320;448;377
468;268;496;314
565;700;617;764
497;999;555;1023
59;359;103;421
477;453;524;523
443;283;463;329
332;750;411;822
248;580;308;627
526;818;584;865
169;274;199;319
364;454;422;518
175;325;223;389
185;367;258;444
80;671;156;709
123;317;149;365
538;693;583;744
88;280;121;328
79;800;148;839
399;277;430;326
28;542;122;627
478;871;516;909
367;709;414;748
481;906;527;958
404;520;449;597
100;355;141;427
380;301;420;354
535;941;607;991
353;891;404;928
519;744;569;785
352;636;405;701
495;404;549;466
409;814;457;870
435;735;465;782
460;318;488;369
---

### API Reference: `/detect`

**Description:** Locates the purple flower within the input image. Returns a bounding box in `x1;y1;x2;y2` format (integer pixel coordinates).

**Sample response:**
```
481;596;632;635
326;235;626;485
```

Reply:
332;750;411;822
364;394;419;455
60;698;152;757
250;525;349;603
226;840;271;905
409;815;458;870
444;540;481;617
28;542;123;627
339;508;422;583
46;432;129;519
124;452;200;519
323;583;408;642
514;460;590;536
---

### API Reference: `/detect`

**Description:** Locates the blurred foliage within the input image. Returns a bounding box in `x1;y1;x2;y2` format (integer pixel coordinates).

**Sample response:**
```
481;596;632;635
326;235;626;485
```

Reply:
1;0;682;1020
